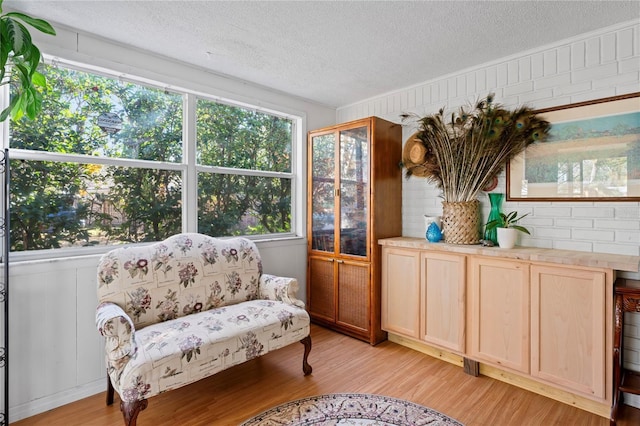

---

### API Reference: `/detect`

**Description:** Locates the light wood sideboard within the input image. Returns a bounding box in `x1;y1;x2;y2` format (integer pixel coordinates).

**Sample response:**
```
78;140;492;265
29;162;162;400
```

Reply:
380;237;640;418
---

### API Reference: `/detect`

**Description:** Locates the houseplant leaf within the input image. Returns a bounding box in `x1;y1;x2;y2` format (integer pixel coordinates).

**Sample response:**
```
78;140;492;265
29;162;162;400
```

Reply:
4;11;56;35
0;0;56;121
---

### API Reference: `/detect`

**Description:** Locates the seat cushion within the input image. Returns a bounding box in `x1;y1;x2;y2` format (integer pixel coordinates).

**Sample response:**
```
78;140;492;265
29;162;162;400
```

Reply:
110;300;310;402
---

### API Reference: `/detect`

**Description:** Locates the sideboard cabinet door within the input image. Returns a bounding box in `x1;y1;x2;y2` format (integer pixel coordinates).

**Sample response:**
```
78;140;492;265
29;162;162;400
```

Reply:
530;265;609;400
381;247;420;338
420;252;466;352
469;257;530;373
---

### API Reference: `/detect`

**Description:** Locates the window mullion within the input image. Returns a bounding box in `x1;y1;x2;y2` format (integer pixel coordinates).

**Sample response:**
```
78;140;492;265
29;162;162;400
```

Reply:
9;148;186;171
184;93;198;233
195;164;292;179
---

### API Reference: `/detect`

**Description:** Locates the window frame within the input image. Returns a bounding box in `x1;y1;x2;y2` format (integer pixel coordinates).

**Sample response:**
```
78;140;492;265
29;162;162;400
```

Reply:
1;56;303;261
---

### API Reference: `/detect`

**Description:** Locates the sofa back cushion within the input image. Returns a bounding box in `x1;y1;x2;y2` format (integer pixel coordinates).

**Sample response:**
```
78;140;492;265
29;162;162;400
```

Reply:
97;233;263;328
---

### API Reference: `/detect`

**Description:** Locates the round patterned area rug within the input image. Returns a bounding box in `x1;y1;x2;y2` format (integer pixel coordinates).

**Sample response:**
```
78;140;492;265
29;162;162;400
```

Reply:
240;393;464;426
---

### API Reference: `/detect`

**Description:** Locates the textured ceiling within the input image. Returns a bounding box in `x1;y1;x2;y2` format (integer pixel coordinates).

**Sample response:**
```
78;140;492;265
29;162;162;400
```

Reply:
5;1;640;107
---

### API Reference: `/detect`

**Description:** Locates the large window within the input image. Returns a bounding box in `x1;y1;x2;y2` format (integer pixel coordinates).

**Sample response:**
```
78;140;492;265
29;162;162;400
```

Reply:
196;99;293;236
5;61;297;252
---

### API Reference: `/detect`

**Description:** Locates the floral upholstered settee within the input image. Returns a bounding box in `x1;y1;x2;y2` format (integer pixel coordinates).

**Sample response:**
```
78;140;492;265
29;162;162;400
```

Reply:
96;233;312;426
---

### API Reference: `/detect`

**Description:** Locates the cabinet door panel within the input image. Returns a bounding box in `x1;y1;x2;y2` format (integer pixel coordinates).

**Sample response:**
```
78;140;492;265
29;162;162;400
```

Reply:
531;265;607;399
469;257;530;373
308;256;335;321
310;133;336;253
337;261;370;331
339;126;369;258
421;252;466;352
381;248;420;338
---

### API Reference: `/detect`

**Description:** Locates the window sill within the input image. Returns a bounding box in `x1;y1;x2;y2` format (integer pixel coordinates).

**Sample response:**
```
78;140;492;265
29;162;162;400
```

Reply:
7;234;306;264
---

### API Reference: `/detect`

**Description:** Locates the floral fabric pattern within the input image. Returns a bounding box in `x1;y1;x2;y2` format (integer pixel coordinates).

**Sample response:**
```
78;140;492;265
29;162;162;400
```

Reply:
259;274;305;308
124;258;149;279
126;287;152;322
179;334;203;362
239;331;263;360
173;235;193;254
96;233;309;404
96;302;135;361
97;234;266;327
156;289;180;322
199;240;218;266
206;281;225;309
98;253;119;288
103;300;309;403
222;246;239;264
226;271;242;295
151;243;173;276
121;375;151;402
178;262;198;287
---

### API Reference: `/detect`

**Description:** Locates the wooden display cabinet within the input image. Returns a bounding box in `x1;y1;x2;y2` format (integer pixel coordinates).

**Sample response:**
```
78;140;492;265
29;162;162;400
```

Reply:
307;117;401;345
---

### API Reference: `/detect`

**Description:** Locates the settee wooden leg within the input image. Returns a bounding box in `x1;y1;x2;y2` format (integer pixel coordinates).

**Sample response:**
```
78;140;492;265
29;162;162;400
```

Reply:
300;335;312;375
106;375;115;406
120;399;148;426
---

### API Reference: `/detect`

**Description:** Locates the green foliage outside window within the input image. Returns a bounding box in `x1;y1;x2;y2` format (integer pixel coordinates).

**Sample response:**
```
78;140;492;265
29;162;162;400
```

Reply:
197;99;292;237
8;63;293;251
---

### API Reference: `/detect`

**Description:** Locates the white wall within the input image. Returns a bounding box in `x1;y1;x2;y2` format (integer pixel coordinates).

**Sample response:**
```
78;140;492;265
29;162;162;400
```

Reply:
4;22;334;423
337;20;640;408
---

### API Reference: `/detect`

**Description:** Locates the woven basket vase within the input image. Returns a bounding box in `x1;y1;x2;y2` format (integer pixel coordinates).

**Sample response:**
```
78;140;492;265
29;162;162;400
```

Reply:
441;200;481;244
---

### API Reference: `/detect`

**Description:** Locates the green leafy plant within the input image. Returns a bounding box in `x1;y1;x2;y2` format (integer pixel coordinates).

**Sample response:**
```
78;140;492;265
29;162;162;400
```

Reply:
0;0;56;121
485;211;530;235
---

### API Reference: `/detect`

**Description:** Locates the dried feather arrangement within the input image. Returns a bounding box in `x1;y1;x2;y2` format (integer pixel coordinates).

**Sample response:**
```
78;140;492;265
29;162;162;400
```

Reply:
401;94;550;202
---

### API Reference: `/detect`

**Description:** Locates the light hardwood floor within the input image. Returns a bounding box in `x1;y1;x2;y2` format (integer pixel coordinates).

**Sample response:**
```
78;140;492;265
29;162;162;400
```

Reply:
13;324;640;426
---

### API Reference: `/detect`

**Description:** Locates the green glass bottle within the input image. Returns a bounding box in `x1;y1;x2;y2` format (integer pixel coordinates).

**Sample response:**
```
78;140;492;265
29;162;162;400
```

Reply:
484;193;503;245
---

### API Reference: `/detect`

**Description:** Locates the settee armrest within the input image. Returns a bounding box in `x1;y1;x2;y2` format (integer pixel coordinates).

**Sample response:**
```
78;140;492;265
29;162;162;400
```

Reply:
96;302;136;361
259;274;305;309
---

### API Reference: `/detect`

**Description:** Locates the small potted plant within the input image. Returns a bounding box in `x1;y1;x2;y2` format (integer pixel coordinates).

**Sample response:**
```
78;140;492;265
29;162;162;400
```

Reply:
485;211;530;249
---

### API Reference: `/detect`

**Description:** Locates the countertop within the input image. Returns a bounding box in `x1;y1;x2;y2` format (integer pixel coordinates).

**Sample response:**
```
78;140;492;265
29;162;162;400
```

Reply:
379;237;640;272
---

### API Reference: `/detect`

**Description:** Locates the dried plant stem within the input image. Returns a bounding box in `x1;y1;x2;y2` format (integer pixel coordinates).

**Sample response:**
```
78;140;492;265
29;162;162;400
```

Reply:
403;96;550;203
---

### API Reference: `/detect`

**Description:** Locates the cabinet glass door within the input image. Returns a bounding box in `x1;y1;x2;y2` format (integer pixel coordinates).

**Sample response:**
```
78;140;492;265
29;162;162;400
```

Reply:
310;133;336;252
339;126;369;257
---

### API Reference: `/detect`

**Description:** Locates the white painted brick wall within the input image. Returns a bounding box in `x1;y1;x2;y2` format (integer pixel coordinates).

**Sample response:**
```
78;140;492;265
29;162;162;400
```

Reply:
337;20;640;408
